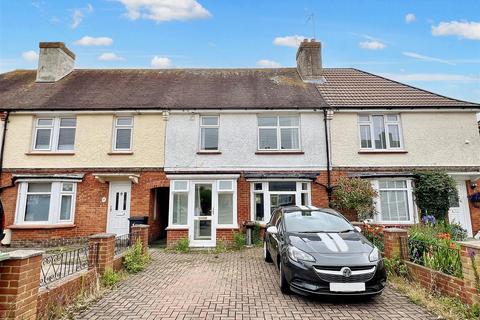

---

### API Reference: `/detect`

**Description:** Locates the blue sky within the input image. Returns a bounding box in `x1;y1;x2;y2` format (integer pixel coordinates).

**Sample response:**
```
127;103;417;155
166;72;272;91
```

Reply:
1;0;479;103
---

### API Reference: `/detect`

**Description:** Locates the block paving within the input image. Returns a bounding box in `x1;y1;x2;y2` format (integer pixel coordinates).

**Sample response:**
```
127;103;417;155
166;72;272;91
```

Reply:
77;248;437;320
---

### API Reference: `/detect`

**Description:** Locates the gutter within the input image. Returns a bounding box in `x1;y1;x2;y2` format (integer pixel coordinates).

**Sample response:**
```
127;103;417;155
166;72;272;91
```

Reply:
0;111;9;195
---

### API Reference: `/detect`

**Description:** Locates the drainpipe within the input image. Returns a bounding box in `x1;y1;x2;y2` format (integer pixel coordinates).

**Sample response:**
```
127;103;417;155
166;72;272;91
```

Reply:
0;111;10;195
323;108;333;206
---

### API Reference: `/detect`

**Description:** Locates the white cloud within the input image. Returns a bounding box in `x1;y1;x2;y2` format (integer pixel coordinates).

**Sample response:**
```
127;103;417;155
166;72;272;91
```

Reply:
432;21;480;40
74;36;113;46
359;40;386;50
402;51;455;65
71;4;93;29
151;56;172;68
119;0;211;22
380;72;478;82
98;53;124;61
22;50;38;62
256;59;281;68
405;13;416;23
273;35;306;48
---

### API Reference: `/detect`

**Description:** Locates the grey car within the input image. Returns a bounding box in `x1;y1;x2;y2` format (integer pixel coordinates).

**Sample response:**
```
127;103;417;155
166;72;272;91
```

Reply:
264;205;386;296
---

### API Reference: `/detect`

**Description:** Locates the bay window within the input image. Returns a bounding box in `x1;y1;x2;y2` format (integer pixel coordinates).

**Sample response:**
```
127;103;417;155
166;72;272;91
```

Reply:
371;179;415;224
251;181;311;222
258;115;300;150
33;117;77;151
16;181;76;224
358;114;402;150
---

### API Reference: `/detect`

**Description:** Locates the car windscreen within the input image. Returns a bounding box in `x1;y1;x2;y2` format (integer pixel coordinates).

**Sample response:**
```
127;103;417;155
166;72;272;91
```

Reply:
284;210;353;233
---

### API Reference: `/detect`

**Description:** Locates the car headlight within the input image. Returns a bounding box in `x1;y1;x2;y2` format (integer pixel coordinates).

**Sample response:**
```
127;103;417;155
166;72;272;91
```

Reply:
287;245;315;262
369;247;381;262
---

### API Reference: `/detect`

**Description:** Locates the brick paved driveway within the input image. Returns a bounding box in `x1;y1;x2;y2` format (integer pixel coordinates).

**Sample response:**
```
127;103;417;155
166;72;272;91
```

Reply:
77;248;436;320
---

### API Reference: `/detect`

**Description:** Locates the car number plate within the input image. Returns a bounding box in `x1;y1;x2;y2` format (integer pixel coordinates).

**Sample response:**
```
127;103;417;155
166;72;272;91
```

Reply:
329;282;365;292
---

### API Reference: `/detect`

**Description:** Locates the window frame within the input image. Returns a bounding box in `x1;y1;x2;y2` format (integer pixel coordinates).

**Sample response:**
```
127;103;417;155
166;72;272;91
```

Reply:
257;115;301;151
15;181;77;225
169;180;189;228
32;117;77;152
250;181;311;223
199;115;220;152
112;116;134;152
371;178;416;225
216;180;237;228
358;114;404;151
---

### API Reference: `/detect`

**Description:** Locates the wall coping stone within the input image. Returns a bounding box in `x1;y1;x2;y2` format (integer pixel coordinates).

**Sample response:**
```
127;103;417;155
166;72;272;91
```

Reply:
383;227;408;233
132;224;149;229
458;240;480;250
89;233;116;239
7;249;44;259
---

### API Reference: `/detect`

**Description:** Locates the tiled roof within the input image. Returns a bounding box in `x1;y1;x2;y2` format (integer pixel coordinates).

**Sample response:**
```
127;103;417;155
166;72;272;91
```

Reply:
0;68;325;110
317;68;479;108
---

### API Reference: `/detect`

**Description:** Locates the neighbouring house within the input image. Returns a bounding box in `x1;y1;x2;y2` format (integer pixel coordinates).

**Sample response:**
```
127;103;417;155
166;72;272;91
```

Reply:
0;40;479;247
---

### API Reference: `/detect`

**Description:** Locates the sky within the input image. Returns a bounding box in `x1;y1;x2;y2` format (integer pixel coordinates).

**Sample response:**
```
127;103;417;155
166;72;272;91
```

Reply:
0;0;479;104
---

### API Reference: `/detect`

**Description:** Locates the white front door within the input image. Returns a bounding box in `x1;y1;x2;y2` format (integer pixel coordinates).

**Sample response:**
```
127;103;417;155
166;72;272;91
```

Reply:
107;181;131;235
189;182;216;247
449;181;473;237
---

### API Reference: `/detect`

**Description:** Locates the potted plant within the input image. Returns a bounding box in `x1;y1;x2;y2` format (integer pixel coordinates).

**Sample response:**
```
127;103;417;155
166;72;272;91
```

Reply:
468;192;480;208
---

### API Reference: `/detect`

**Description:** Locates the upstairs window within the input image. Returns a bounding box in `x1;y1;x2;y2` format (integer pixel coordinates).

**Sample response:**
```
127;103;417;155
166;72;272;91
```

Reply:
258;115;300;151
33;117;76;151
199;116;219;151
358;114;402;150
113;117;133;151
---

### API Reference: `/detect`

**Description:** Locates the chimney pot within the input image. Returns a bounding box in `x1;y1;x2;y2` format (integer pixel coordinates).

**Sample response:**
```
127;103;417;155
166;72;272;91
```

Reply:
36;42;75;82
296;39;322;81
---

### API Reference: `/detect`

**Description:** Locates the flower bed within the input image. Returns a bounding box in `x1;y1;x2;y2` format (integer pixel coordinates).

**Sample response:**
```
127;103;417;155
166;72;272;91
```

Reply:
363;224;384;252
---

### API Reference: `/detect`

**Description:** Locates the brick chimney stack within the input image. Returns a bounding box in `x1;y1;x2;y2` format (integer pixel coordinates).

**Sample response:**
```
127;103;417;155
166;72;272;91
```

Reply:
296;39;322;81
36;42;75;82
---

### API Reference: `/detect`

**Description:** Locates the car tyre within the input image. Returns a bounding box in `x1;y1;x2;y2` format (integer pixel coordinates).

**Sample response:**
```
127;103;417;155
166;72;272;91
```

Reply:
264;241;272;263
279;261;290;294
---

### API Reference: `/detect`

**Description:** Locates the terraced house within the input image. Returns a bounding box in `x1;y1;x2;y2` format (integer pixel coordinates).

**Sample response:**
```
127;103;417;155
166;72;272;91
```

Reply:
0;40;479;247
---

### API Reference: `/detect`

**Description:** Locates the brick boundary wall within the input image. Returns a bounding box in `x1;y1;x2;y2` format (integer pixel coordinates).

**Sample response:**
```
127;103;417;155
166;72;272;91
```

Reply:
131;224;149;254
384;229;480;305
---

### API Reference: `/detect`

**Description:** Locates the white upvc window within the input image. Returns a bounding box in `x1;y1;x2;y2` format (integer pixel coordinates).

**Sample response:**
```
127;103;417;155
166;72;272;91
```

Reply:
199;116;219;151
257;115;301;151
251;181;311;223
113;116;133;151
15;181;77;225
358;114;403;150
217;180;237;227
170;180;189;226
32;117;77;151
371;179;415;224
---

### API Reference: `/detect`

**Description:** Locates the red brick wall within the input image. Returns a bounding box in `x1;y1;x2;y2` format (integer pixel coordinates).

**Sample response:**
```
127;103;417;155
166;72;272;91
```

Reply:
0;170;168;244
466;180;480;235
167;229;188;245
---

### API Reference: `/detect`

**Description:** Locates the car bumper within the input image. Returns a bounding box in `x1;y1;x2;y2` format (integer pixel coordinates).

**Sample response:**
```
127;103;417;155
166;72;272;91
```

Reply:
283;258;387;296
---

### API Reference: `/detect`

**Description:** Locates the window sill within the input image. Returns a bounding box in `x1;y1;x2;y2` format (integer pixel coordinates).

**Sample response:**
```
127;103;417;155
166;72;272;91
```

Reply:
7;224;76;230
108;151;134;155
25;152;75;155
358;150;408;154
255;151;304;155
197;151;222;155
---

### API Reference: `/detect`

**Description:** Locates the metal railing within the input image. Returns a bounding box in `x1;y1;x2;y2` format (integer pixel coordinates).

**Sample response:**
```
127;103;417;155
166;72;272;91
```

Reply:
406;238;463;278
115;234;132;256
40;243;99;287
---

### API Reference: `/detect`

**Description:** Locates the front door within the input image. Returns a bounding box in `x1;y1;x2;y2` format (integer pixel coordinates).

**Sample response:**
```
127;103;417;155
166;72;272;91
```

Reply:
107;181;131;235
189;182;216;247
448;181;473;237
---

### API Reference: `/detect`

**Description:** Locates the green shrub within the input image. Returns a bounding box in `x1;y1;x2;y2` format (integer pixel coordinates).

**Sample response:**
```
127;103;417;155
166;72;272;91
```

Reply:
251;223;262;246
384;256;408;277
101;268;121;287
413;170;458;221
215;240;227;253
175;238;190;253
123;240;150;274
332;177;378;221
233;232;245;249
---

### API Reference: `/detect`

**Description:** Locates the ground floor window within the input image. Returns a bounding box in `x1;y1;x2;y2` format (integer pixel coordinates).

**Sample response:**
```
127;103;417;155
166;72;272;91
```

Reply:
251;181;311;223
371;179;415;224
15;181;76;225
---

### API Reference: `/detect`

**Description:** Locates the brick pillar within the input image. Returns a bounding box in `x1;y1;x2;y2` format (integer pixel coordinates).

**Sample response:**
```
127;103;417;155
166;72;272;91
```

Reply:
383;228;408;259
88;233;115;275
0;250;43;320
131;224;149;254
459;241;480;304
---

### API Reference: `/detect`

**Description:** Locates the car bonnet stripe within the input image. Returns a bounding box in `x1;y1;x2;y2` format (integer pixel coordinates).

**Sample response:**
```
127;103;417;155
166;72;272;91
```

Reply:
317;233;339;252
328;233;349;252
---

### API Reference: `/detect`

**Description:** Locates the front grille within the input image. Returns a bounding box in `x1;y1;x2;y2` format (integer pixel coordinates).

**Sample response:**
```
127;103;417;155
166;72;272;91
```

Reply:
313;265;376;283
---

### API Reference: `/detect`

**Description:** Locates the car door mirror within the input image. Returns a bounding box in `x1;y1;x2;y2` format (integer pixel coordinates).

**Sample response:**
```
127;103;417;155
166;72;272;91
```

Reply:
266;226;278;234
354;226;362;233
